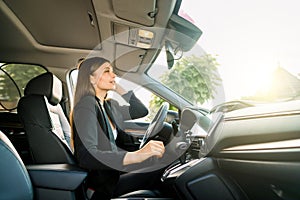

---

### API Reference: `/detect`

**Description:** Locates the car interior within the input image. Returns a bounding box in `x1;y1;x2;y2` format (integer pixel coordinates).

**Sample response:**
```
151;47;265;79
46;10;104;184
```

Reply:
0;0;300;200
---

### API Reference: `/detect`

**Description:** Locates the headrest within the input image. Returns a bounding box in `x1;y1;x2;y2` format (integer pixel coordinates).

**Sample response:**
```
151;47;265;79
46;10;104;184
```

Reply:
24;72;62;105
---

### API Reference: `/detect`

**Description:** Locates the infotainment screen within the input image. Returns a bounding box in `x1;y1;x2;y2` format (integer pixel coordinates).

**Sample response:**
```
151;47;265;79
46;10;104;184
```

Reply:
205;112;224;136
190;111;224;138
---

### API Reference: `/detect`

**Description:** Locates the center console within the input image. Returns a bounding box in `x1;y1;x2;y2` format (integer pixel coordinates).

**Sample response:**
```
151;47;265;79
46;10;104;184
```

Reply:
161;156;241;200
161;158;203;182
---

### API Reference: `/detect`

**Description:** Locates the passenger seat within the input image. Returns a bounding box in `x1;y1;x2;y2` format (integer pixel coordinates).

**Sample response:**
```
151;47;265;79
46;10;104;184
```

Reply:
17;72;75;164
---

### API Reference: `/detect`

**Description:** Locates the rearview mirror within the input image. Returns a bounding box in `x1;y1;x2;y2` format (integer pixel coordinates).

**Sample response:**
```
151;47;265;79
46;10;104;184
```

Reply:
165;40;183;69
166;49;174;69
165;14;202;52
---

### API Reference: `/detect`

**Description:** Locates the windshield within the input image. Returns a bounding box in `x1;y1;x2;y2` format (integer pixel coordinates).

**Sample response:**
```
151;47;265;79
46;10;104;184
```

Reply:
148;0;300;110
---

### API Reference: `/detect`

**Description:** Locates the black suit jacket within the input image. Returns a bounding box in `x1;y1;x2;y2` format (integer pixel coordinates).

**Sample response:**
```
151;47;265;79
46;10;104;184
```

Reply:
72;91;148;197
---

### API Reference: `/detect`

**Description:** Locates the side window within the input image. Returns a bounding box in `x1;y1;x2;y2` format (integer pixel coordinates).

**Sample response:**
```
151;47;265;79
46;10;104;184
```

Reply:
0;63;47;112
68;69;165;122
68;69;78;108
111;78;153;122
114;78;179;122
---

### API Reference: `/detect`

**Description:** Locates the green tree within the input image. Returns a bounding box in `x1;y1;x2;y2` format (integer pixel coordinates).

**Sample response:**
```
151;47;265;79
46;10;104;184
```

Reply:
0;64;46;110
149;54;221;116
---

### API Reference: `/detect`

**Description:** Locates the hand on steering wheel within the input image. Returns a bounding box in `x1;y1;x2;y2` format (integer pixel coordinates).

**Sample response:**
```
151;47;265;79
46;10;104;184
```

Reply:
139;102;169;149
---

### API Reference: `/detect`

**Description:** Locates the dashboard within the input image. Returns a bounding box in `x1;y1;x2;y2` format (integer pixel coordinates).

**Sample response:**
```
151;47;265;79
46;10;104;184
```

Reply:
172;107;224;160
161;100;300;199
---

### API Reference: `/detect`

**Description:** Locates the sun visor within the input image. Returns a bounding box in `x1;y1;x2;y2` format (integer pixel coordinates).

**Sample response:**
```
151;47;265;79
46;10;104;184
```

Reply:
112;0;157;26
114;44;147;72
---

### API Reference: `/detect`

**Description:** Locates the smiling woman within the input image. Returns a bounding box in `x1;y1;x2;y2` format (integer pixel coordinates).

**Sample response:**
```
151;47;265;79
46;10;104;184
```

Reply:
1;0;300;200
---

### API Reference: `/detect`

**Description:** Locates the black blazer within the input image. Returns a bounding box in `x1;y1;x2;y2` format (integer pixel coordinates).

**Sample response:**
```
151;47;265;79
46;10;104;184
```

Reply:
72;91;148;198
73;91;148;171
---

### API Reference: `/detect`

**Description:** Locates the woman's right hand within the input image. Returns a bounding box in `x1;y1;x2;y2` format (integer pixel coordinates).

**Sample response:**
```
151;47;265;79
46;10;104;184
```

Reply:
138;140;165;159
123;140;165;165
114;82;127;95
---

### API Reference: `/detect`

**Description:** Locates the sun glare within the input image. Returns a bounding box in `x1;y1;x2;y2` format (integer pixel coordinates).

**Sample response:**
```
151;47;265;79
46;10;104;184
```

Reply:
245;66;274;95
221;63;277;101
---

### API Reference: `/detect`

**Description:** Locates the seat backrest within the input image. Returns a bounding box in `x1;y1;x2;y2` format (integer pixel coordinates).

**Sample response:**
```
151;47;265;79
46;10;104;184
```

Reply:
0;131;33;200
17;72;76;164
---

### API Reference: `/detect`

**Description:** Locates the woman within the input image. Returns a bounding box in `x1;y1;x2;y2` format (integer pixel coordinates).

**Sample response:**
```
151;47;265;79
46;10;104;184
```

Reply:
71;57;165;199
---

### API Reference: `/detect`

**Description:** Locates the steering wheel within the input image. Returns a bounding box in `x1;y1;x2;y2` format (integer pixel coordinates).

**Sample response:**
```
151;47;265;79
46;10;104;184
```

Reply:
139;102;169;149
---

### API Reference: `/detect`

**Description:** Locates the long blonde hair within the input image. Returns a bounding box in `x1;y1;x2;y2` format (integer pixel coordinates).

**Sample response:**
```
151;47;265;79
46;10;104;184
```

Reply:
70;57;110;150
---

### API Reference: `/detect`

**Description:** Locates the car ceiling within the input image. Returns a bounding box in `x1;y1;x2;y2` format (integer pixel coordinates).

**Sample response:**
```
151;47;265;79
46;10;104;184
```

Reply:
0;0;177;72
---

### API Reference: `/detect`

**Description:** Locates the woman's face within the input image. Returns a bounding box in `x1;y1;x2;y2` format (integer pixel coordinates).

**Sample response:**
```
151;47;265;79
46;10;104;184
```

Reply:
90;62;116;93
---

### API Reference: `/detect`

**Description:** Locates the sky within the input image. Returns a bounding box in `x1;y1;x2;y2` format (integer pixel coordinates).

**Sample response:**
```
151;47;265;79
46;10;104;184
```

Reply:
180;0;300;101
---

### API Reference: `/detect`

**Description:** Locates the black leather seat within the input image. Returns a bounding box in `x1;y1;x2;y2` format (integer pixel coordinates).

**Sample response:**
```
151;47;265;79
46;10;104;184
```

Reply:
17;72;75;164
0;130;88;200
0;130;33;200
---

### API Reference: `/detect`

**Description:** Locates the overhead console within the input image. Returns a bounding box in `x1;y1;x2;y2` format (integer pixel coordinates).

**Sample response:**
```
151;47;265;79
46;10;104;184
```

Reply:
110;0;175;49
113;23;160;49
112;23;165;72
94;0;203;73
111;13;202;51
111;18;202;73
